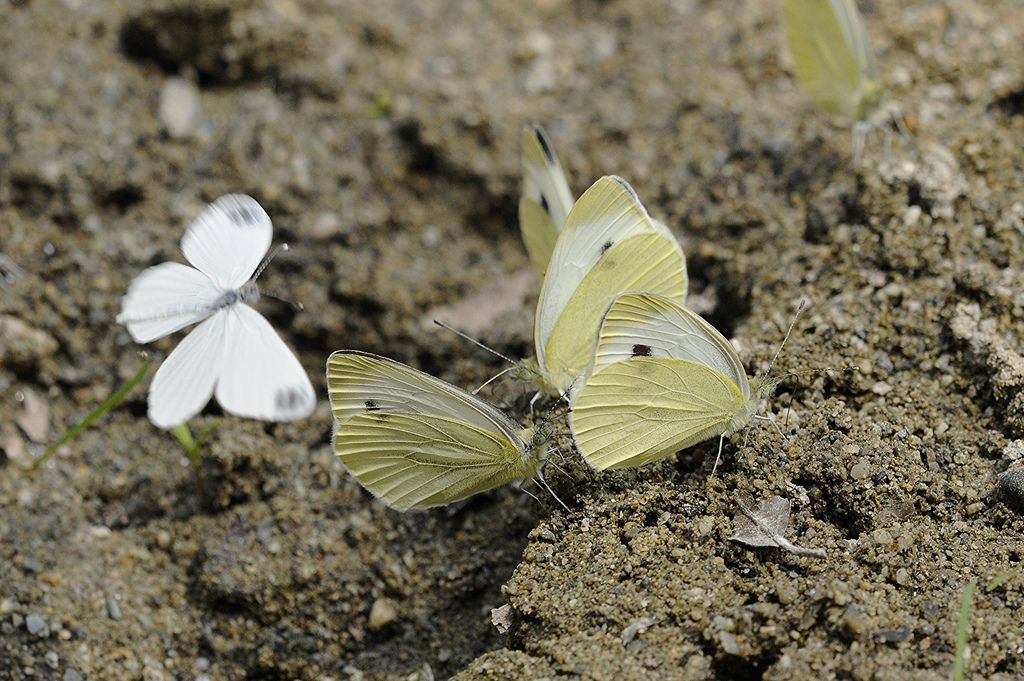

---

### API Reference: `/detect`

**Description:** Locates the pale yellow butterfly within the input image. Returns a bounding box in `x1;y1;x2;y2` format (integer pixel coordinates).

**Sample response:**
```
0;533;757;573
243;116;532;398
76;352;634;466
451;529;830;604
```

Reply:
569;292;774;472
327;350;553;510
526;176;688;399
782;0;896;159
519;124;574;278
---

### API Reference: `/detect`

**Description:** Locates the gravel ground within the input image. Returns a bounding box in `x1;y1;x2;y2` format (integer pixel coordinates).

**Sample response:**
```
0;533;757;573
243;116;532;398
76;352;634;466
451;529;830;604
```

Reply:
2;1;1024;679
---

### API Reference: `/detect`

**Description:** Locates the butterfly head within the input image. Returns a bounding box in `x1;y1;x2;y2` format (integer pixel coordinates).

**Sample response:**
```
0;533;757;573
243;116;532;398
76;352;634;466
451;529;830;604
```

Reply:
238;280;260;304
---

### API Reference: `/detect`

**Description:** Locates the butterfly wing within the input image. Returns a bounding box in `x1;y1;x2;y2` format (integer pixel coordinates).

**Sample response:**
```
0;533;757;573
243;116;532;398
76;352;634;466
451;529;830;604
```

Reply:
213;304;316;422
570;357;747;470
586;293;750;399
519;125;574;277
326;351;539;510
533;176;688;394
117;262;221;343
147;309;228;428
181;195;273;289
782;0;865;120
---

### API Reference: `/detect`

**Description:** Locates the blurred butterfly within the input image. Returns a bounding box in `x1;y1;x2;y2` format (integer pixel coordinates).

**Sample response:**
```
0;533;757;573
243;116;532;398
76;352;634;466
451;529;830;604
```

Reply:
327;350;556;510
569;292;774;473
526;176;688;399
117;194;316;428
782;0;898;159
519;124;575;277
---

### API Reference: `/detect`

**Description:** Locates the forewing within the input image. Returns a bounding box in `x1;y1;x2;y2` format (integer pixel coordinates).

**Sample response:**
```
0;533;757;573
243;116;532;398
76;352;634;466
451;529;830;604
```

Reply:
181;194;273;289
520;125;574;276
830;0;877;81
569;358;745;470
326;351;525;447
536;176;688;372
147;310;227;429
214;304;316;422
588;293;750;398
541;233;688;392
335;412;531;510
117;262;221;343
782;0;862;119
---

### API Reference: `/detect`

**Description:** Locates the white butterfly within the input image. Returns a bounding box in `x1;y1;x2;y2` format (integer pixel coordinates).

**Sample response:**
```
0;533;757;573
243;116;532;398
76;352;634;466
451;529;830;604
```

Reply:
117;194;316;428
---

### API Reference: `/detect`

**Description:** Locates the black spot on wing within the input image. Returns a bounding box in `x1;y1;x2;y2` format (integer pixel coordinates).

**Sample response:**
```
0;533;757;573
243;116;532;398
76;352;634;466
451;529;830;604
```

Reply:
364;400;381;412
600;240;614;254
540;194;550;216
229;205;258;226
275;386;309;412
535;127;556;164
632;344;653;357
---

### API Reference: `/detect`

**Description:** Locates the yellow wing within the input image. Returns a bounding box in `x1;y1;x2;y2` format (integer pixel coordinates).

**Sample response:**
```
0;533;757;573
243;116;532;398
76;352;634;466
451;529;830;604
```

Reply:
533;176;687;396
543;234;688;390
782;0;880;121
569;357;746;470
327;351;541;510
519;125;574;277
335;412;536;510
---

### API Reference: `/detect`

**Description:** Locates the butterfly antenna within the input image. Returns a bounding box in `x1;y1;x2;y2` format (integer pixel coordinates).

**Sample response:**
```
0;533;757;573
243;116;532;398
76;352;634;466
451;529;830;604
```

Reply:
775;365;859;383
472;365;517;395
760;298;808;384
259;290;304;312
433;320;518;366
253;243;289;281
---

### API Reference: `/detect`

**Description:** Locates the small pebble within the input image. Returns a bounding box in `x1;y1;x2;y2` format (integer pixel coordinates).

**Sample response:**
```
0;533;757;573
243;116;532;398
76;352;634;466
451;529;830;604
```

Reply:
107;597;122;621
997;468;1024;512
850;462;871;481
155;531;172;550
158;77;202;139
25;613;47;636
368;597;399;630
63;672;83;681
44;651;58;669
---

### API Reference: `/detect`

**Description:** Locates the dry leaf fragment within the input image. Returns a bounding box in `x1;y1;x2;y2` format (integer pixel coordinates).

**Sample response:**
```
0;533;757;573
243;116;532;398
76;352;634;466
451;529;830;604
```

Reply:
730;491;826;558
16;389;50;443
491;603;513;634
621;617;658;645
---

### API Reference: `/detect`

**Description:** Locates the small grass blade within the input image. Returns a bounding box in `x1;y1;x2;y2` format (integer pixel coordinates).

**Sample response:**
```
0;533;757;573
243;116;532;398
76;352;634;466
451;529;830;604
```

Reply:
28;353;149;472
986;562;1022;592
952;581;975;681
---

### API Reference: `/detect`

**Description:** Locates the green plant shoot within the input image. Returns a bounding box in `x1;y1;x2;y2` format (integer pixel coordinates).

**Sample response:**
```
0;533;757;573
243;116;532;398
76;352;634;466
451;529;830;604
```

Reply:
28;353;149;472
172;420;221;470
952;581;975;681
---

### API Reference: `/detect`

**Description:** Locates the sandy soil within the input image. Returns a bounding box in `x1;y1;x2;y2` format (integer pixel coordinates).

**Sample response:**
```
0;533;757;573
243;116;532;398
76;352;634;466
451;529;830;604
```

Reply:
2;0;1024;679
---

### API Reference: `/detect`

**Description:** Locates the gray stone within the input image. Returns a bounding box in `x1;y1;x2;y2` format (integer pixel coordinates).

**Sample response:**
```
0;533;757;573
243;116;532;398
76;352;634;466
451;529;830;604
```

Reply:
25;613;47;636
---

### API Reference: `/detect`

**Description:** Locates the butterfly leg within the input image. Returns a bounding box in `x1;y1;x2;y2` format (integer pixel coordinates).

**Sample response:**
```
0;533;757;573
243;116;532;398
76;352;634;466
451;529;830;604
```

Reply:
529;390;543;418
536;470;570;512
710;434;726;478
518;480;545;507
753;413;785;439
